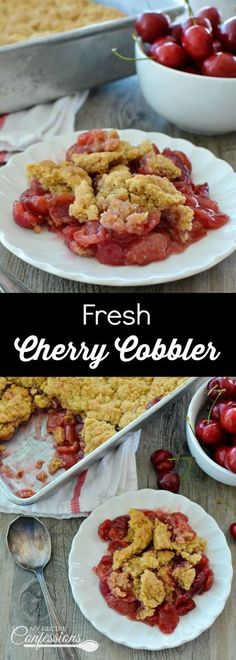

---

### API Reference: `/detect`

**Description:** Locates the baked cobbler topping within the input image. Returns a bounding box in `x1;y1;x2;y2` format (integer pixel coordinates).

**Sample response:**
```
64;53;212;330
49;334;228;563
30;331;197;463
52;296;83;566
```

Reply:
95;508;214;632
0;377;186;494
0;0;124;46
13;130;229;266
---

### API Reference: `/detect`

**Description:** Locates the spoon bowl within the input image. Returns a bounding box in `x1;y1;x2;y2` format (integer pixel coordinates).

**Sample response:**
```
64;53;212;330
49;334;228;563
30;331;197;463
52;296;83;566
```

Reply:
7;516;78;659
7;516;51;571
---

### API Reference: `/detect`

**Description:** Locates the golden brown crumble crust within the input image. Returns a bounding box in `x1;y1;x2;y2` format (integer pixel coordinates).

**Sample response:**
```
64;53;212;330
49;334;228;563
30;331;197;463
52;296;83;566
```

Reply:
0;377;186;452
26;131;193;242
109;508;206;620
0;0;124;46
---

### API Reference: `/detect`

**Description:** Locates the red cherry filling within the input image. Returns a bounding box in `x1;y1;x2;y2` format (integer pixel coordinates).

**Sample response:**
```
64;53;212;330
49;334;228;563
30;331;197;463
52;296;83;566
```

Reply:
158;603;179;634
46;408;84;470
13;201;45;229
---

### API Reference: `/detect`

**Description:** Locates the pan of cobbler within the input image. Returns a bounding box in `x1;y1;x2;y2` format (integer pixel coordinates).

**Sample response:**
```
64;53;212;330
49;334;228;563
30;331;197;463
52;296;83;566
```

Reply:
0;1;184;112
0;376;195;504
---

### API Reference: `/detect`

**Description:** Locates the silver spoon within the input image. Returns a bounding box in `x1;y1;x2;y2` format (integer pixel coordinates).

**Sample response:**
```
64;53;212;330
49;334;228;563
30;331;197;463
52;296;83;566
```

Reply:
7;516;96;659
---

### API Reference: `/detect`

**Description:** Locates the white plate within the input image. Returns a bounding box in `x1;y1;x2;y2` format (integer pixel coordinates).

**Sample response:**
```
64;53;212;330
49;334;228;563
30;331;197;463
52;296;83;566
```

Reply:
0;130;236;286
68;489;233;650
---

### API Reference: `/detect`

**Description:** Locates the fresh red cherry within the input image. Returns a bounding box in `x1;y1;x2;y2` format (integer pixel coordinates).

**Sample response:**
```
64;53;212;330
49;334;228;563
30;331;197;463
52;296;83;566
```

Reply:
151;449;174;469
197;6;222;38
224;446;236;473
182;65;199;74
207;377;236;400
218;17;236;55
212;40;222;52
157;460;174;474
152;41;187;69
157;471;180;493
148;36;175;57
220;406;236;434
202;52;236;76
229;434;236;446
213;445;230;467
211;399;236;421
229;522;236;539
170;23;182;43
135;12;170;43
182;16;212;34
182;25;213;61
195;419;224;446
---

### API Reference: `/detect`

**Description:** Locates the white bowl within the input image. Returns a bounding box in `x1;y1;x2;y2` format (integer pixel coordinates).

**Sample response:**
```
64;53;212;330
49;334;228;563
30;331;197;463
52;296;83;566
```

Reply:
186;381;236;486
135;39;236;135
68;489;233;650
191;1;235;21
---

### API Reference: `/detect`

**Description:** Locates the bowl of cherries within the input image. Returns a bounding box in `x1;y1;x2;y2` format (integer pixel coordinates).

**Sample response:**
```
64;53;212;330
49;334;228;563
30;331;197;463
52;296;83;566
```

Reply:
135;4;236;133
186;377;236;486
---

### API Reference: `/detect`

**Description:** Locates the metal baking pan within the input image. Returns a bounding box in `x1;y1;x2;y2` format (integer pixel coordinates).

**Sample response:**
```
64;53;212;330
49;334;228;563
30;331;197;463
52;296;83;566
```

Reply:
0;377;199;506
0;1;185;113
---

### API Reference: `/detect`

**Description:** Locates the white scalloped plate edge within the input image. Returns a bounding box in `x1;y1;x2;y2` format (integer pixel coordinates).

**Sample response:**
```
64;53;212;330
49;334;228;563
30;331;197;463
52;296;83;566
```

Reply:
0;130;236;285
68;489;233;650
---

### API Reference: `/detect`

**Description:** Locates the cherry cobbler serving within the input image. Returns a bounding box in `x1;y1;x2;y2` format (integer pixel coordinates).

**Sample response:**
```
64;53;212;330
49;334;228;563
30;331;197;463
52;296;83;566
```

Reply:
0;377;186;497
12;130;229;267
94;508;214;633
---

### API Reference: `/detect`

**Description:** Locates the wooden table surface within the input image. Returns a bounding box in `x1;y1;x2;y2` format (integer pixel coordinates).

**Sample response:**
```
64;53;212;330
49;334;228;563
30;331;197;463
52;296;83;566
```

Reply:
0;378;235;660
1;75;236;293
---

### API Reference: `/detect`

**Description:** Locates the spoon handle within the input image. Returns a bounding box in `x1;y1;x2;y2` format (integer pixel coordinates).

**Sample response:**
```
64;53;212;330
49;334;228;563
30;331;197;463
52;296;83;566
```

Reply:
36;569;78;660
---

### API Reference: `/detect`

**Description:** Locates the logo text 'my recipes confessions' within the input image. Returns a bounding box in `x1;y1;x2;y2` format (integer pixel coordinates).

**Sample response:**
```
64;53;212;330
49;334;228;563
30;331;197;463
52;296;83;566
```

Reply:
11;625;99;651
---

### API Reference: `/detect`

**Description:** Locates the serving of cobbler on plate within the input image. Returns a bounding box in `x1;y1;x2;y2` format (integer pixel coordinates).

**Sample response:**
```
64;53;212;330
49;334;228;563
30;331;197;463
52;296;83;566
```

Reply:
0;377;186;497
95;508;214;633
12;129;229;267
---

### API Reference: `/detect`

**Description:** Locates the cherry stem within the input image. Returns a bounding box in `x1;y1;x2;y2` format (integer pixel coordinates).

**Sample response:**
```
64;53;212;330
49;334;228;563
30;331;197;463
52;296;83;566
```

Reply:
112;48;151;63
207;388;225;423
186;416;195;435
184;0;194;18
217;499;236;518
182;458;194;481
168;455;195;481
168;456;194;462
208;384;226;399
